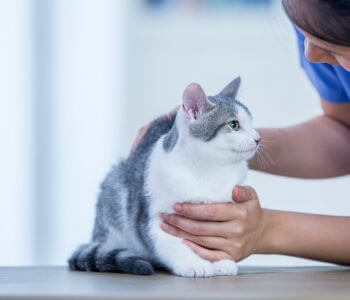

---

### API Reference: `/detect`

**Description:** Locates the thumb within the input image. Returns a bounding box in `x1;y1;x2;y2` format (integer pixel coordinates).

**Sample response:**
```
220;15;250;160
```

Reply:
232;185;258;203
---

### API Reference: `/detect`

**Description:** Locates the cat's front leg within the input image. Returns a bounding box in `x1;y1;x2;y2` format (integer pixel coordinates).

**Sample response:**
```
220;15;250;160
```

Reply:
150;222;214;277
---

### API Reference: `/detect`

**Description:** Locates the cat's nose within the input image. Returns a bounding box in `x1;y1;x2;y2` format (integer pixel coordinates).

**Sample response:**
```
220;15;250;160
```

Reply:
254;138;261;145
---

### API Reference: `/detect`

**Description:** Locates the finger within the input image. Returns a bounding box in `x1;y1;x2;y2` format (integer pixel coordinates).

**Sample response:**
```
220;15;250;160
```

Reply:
160;221;228;251
173;203;245;222
164;105;180;120
183;240;231;262
131;125;149;152
232;185;258;203
161;213;229;237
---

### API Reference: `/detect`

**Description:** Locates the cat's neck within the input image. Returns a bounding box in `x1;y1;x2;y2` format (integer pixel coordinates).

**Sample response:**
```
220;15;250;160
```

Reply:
168;133;246;175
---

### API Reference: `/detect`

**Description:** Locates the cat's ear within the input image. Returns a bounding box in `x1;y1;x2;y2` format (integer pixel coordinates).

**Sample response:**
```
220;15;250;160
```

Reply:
182;83;213;120
218;76;241;100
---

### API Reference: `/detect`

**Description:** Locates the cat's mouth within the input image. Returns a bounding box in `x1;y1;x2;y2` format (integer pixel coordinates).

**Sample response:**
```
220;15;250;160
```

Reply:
231;147;257;154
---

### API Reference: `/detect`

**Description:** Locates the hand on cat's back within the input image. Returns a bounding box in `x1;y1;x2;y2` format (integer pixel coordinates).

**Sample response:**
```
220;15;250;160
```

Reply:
160;185;269;262
131;105;180;152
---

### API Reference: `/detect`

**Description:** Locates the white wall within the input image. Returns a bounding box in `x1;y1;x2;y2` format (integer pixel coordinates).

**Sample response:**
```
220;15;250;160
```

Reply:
0;1;349;267
0;0;34;265
36;0;127;264
0;0;127;266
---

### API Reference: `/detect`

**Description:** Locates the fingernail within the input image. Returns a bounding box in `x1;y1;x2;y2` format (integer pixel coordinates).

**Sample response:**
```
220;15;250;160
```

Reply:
182;240;191;247
240;188;246;198
160;222;170;231
234;186;240;198
160;213;168;220
174;204;182;212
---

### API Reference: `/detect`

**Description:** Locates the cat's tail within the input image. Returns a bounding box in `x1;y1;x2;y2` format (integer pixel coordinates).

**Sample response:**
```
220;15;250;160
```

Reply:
68;243;154;275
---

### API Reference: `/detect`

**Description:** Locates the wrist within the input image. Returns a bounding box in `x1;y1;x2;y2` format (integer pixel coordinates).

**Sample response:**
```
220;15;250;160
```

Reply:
255;209;281;254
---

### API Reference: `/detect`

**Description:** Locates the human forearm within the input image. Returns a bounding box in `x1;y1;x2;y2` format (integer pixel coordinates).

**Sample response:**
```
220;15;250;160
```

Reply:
259;209;350;265
250;115;350;178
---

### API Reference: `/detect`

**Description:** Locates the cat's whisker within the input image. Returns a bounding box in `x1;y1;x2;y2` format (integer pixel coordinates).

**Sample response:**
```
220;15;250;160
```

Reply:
255;151;263;170
255;151;262;170
260;139;277;144
255;149;266;170
259;146;275;168
261;151;268;170
262;152;270;170
260;137;276;142
258;151;269;171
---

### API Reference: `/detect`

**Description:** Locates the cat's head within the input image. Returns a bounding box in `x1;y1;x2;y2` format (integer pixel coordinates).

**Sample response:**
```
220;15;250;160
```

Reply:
177;77;260;164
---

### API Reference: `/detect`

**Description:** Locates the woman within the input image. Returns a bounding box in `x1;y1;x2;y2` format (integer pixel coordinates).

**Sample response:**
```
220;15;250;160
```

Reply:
136;0;350;265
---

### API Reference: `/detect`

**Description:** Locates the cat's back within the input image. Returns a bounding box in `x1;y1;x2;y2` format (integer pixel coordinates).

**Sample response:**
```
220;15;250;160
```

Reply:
94;113;177;237
99;112;177;200
93;160;128;241
125;113;177;170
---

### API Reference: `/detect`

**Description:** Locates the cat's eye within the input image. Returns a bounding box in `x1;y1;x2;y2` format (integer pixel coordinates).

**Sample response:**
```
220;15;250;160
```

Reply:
227;120;240;131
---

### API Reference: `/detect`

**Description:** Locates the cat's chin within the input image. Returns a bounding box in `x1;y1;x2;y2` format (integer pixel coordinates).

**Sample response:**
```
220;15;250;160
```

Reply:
231;148;257;162
231;147;256;154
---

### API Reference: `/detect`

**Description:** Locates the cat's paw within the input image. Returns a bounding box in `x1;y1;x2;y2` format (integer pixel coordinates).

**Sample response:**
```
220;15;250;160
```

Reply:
172;261;214;277
212;259;238;276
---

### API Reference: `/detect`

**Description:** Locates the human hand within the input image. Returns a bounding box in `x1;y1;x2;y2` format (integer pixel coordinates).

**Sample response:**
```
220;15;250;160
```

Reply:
131;105;180;152
160;186;270;262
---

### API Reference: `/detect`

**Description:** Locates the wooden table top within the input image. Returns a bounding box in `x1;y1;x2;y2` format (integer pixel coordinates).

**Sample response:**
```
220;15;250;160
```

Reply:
0;266;349;299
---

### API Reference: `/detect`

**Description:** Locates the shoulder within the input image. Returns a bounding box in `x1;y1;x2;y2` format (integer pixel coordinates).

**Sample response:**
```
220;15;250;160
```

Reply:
294;27;350;104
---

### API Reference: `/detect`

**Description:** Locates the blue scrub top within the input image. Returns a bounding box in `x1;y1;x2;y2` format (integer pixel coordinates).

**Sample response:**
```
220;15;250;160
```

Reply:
296;29;350;103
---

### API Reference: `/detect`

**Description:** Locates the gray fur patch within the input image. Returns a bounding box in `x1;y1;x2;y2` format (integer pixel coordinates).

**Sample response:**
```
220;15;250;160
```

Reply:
209;95;252;119
189;95;251;142
234;99;252;120
163;124;179;153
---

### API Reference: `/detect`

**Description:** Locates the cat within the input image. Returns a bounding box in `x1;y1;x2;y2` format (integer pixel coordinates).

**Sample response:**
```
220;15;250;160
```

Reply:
68;77;260;277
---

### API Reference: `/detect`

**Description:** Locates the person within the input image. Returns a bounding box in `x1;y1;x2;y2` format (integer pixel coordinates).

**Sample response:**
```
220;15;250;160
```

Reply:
134;0;350;265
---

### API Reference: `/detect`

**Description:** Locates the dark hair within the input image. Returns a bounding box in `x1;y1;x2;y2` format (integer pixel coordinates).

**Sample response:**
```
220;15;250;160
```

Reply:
283;0;350;47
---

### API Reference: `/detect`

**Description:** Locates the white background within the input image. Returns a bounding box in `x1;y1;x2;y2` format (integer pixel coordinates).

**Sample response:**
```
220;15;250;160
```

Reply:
0;0;349;267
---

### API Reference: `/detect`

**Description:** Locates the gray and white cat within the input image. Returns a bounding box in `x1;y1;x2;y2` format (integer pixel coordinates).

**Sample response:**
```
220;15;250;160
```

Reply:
68;77;260;277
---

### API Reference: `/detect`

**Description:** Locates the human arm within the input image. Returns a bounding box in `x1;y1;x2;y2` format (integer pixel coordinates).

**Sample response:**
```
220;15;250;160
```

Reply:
250;100;350;178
